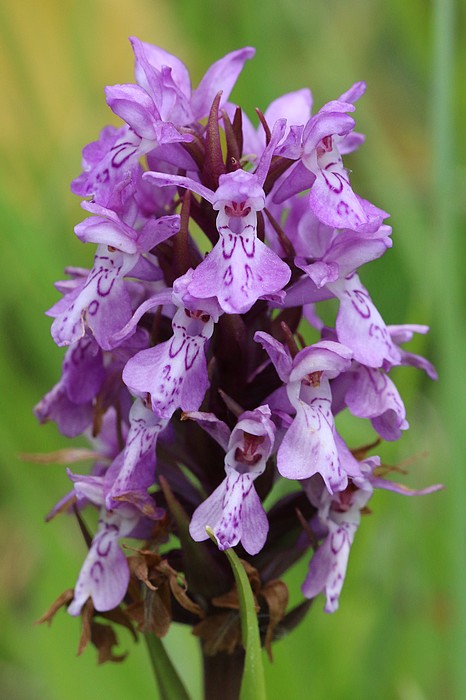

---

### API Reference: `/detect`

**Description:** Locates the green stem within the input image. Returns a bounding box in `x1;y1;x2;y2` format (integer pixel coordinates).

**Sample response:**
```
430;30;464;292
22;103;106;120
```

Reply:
206;527;267;700
145;633;191;700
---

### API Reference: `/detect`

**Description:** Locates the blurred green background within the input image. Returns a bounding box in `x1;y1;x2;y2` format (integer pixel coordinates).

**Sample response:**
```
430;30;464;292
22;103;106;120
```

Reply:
0;0;464;698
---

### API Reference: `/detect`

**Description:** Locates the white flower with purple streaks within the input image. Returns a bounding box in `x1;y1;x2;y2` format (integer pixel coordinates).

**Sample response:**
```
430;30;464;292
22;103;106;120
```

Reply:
122;276;220;418
68;512;132;616
188;406;275;555
327;272;401;369
144;121;291;314
255;332;357;493
278;196;397;368
66;472;146;616
275;82;387;233
106;398;168;515
71;125;142;214
302;456;442;612
48;203;179;351
48;245;137;350
301;470;373;612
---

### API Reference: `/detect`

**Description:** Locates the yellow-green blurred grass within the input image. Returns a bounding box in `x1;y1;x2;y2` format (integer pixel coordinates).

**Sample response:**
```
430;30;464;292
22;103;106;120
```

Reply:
0;1;463;698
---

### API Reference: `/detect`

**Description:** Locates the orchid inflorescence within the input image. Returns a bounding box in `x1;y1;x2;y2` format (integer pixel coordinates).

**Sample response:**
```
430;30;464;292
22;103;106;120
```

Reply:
35;38;440;666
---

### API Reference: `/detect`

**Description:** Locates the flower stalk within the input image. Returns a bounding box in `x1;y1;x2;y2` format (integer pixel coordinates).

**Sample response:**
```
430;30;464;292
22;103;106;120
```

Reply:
145;633;191;700
207;527;266;700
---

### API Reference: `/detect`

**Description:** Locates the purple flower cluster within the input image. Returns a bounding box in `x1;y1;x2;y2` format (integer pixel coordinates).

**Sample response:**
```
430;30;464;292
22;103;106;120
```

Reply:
36;39;440;650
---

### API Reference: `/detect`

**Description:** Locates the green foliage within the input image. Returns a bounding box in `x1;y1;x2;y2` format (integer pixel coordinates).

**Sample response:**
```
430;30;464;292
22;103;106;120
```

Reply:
0;1;463;698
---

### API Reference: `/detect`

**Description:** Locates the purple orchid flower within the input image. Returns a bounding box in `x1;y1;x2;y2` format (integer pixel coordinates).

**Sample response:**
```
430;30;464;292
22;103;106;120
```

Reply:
48;246;137;350
275;82;387;233
105;40;255;155
302;456;443;612
144;121;291;313
121;271;222;418
71;123;184;219
327;272;401;369
48;204;179;350
34;326;152;439
281;201;399;369
255;332;359;492
129;38;255;126
105;398;168;516
301;466;374;612
105;83;190;155
188;405;275;555
66;470;159;616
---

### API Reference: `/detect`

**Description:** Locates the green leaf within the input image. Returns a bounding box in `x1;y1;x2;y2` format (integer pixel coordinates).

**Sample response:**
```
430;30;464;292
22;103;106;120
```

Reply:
206;527;267;700
145;633;191;700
